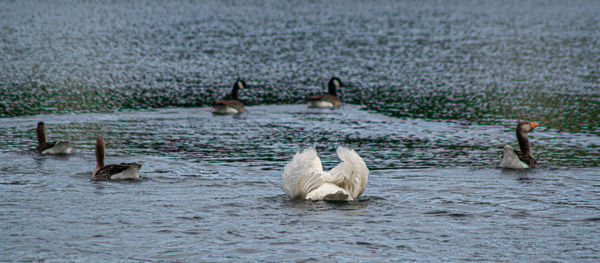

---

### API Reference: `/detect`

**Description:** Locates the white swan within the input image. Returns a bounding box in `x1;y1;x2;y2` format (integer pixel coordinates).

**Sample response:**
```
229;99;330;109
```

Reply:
282;147;368;201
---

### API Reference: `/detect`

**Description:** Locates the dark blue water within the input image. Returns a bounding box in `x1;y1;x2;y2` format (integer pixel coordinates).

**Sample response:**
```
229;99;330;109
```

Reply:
1;0;599;261
1;0;599;134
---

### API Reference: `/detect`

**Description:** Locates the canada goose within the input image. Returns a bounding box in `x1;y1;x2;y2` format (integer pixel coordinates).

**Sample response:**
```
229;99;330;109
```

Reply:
501;121;539;169
307;77;342;108
92;136;141;180
282;147;368;201
35;122;71;155
213;79;247;114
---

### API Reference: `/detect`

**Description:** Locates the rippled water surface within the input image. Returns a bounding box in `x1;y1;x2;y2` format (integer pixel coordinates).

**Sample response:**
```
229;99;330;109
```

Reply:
1;0;600;261
2;0;599;134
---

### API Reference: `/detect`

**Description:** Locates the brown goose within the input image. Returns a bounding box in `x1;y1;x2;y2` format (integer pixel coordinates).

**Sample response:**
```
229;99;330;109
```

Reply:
35;122;71;155
213;79;247;114
308;77;343;108
92;136;141;180
501;121;539;169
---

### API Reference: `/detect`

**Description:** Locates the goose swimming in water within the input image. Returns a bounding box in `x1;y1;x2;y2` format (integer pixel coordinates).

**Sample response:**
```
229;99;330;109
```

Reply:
282;147;368;201
501;121;539;169
92;136;142;180
213;79;247;114
307;77;343;108
35;122;71;155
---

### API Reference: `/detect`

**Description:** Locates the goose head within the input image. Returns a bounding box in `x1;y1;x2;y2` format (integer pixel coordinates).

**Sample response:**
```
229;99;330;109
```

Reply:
517;121;539;133
328;77;342;96
231;79;247;100
233;79;247;91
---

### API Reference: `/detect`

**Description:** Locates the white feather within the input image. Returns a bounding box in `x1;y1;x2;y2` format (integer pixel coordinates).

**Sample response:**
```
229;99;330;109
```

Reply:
110;162;142;180
501;145;529;169
212;105;239;114
305;183;351;201
282;147;369;201
308;100;334;108
41;141;71;155
282;147;323;199
328;147;369;198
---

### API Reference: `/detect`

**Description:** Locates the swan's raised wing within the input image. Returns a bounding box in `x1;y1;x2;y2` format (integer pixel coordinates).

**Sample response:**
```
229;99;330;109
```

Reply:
282;147;327;200
327;147;369;199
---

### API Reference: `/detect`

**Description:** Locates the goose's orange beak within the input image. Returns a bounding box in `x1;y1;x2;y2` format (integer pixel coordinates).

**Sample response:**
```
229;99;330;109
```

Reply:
530;122;539;129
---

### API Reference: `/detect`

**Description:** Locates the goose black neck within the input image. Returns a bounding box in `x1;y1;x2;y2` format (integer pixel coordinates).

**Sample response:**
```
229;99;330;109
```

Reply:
328;81;337;96
516;127;532;156
231;85;239;100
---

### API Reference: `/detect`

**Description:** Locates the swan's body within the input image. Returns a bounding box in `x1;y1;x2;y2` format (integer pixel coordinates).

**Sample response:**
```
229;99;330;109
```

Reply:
213;79;247;114
92;136;141;180
282;147;368;201
35;122;71;155
501;121;539;169
308;77;343;108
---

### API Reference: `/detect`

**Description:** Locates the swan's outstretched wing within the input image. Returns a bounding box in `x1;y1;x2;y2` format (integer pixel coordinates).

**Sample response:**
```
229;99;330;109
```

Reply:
282;147;327;200
327;147;369;199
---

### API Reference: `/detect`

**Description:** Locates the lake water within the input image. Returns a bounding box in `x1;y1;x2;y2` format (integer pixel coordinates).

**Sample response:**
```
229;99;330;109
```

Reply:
1;0;599;261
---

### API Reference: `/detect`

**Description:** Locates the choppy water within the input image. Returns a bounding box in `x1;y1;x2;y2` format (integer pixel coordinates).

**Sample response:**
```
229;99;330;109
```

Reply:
1;0;600;261
1;106;599;261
